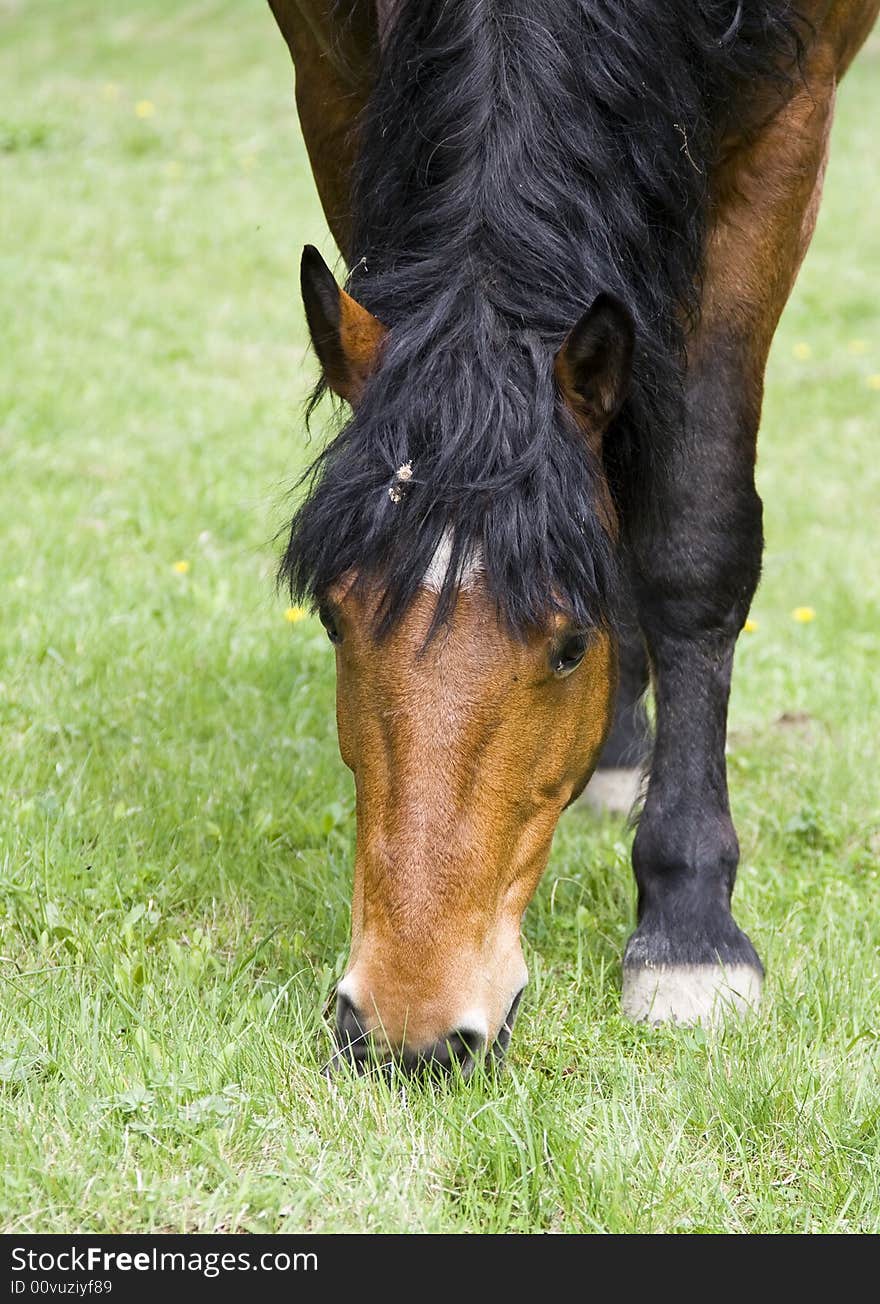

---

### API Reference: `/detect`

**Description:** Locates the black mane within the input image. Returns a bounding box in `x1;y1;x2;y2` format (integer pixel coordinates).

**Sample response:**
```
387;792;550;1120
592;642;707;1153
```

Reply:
282;0;804;634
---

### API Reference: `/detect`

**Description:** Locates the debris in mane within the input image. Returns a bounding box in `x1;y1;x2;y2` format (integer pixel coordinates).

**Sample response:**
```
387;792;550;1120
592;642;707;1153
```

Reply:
281;0;805;635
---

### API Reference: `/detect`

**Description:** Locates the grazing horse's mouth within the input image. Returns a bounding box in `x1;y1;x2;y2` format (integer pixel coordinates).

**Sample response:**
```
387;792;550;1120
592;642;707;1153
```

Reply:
328;987;526;1080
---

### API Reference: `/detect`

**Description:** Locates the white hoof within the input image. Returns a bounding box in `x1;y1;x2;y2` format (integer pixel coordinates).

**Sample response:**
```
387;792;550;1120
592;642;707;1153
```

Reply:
580;767;643;816
622;963;762;1026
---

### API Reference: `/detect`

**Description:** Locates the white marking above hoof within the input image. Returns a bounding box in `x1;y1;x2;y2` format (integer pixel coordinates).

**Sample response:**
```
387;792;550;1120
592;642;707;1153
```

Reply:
579;767;643;816
622;963;762;1027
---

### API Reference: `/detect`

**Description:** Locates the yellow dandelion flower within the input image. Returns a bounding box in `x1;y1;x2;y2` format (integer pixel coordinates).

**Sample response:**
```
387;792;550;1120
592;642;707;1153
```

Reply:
285;606;307;624
847;339;868;355
743;618;758;633
135;100;156;119
173;560;190;574
792;342;812;361
867;374;880;391
791;606;815;624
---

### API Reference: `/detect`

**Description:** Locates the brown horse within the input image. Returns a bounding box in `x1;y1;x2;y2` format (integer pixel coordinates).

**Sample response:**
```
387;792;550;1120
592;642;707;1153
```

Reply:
268;0;878;1072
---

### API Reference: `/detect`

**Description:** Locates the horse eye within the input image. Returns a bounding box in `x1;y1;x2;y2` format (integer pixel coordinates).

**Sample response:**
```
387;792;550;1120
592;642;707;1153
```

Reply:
552;632;589;677
319;606;342;645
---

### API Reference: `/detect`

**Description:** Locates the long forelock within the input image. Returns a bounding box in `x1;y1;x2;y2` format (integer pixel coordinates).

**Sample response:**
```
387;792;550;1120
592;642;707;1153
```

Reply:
282;0;805;636
285;311;618;634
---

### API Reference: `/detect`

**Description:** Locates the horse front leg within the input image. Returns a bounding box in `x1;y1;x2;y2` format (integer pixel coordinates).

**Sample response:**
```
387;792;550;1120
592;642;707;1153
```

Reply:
581;572;651;815
618;26;849;1022
622;346;765;1023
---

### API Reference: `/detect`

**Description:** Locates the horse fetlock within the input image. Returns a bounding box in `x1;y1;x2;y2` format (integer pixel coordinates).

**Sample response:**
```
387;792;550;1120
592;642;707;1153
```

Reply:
632;810;740;896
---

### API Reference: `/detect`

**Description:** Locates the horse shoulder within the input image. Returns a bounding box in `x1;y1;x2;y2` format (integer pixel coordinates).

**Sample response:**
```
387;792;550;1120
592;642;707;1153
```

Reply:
268;0;377;258
695;0;877;374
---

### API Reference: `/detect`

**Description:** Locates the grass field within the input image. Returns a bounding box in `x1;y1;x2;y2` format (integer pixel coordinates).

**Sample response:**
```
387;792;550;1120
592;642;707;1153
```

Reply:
1;0;879;1234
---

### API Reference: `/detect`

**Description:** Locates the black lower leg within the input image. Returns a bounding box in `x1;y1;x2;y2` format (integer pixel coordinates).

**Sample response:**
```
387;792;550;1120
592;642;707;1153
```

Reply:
626;631;760;971
597;579;651;771
621;348;765;1019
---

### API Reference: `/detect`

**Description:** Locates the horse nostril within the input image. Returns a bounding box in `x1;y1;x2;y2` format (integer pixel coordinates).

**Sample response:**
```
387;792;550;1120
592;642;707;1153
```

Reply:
332;998;489;1077
423;1027;486;1073
450;1026;486;1061
491;987;524;1062
335;991;368;1060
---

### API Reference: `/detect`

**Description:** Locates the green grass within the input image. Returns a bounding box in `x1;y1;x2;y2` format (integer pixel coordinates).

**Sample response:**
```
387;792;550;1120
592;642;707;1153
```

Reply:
1;0;879;1234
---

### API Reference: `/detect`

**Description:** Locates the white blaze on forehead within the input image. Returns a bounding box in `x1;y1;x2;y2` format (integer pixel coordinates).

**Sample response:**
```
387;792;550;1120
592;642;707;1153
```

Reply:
422;527;484;593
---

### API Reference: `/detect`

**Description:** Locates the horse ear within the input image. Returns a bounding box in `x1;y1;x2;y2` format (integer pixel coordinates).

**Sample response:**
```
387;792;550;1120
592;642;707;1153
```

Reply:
300;245;387;405
554;293;634;449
